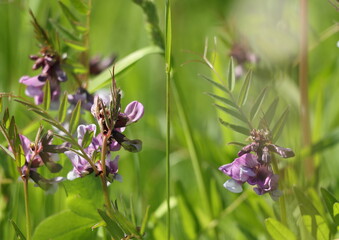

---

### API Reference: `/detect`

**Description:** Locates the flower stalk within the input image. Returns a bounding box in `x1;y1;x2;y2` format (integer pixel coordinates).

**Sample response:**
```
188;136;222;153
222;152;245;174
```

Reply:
23;176;32;240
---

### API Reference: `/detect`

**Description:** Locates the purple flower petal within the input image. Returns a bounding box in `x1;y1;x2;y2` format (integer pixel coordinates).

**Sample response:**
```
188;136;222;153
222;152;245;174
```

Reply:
124;101;144;124
223;179;243;193
19;75;46;87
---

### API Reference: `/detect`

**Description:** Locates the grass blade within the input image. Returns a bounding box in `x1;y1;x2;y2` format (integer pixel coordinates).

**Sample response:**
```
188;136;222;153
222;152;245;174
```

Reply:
140;205;150;236
10;219;26;240
272;108;289;142
250;87;267;120
88;46;163;92
238;70;252;106
69;100;82;135
227;57;235;92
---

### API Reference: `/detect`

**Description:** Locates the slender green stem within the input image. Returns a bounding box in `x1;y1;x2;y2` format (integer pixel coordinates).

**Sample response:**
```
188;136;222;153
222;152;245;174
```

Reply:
100;132;113;215
81;0;92;89
299;0;313;180
271;154;287;225
23;177;31;240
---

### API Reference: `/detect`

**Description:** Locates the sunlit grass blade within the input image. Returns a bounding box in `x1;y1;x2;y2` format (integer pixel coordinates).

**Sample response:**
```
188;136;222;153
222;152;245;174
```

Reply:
320;188;339;225
205;92;237;108
238;70;252;106
219;118;249;136
140;205;150;236
272;108;289;142
250;87;267;120
227;141;246;147
259;98;279;129
227;57;235;92
214;104;247;123
310;128;339;155
58;92;68;123
43;80;51;110
199;74;229;94
265;218;296;240
10;219;26;240
69;100;81;134
97;209;124;240
88;46;163;92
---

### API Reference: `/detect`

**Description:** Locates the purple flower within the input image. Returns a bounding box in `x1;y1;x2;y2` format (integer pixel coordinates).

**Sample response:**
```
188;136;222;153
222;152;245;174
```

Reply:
65;150;93;180
68;88;94;111
89;55;116;75
122;101;144;125
247;165;280;197
219;153;259;183
19;50;67;105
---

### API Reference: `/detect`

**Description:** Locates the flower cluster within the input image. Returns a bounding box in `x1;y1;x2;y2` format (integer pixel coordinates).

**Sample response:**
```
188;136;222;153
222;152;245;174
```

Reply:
219;129;294;199
229;42;258;78
19;47;67;105
65;91;144;184
12;130;66;193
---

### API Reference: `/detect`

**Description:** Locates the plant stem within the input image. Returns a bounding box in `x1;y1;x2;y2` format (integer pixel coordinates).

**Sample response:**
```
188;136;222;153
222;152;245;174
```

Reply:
271;154;287;225
23;177;31;240
81;0;92;89
299;0;313;180
100;132;112;215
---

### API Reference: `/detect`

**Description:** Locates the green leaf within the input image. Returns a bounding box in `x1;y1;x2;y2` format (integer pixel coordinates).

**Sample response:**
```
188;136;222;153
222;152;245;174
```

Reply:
67;195;100;220
14;99;40;110
58;92;68;123
259;98;279;129
81;129;94;148
227;57;235;92
272;108;289;142
227;141;246;147
199;74;229;95
0;97;2;113
214;104;247;123
238;70;252;106
43;80;51;110
250;87;267;120
32;210;97;240
10;219;26;240
219;118;249;136
321;188;339;224
265;218;296;240
65;41;87;51
97;209;125;239
333;203;339;226
3;108;9;127
69;101;81;134
311;128;339;155
49;20;79;41
0;143;15;160
302;215;330;240
88;46;164;92
58;1;79;28
205;92;237;108
69;0;88;14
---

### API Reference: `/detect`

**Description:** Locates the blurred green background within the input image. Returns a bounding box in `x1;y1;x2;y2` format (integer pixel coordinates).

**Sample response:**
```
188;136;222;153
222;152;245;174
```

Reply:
0;0;338;239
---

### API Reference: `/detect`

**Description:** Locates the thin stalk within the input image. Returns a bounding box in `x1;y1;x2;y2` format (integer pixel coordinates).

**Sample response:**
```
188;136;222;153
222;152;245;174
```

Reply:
23;177;31;240
165;0;171;238
81;0;92;88
271;154;287;225
100;132;112;215
299;0;313;180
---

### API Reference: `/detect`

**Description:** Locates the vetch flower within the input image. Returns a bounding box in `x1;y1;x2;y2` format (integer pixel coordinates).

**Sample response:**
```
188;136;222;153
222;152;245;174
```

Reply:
65;150;93;180
19;48;67;105
68;88;94;111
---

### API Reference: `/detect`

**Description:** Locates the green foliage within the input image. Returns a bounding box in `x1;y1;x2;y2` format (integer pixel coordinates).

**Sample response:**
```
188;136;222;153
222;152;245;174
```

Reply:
265;218;297;240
